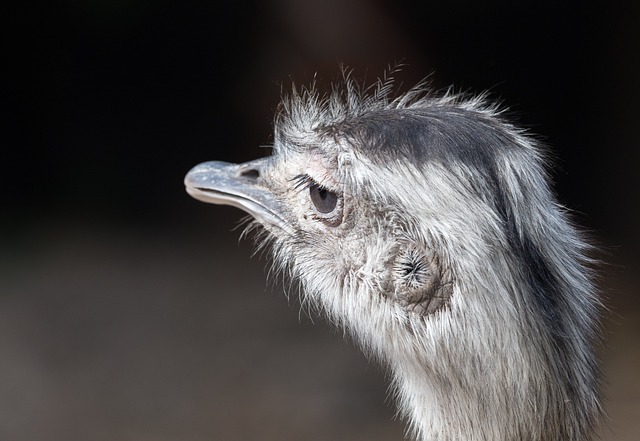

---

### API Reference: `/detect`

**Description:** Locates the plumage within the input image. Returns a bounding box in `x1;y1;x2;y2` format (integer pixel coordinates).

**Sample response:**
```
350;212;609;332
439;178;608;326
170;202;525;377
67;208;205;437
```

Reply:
185;72;602;441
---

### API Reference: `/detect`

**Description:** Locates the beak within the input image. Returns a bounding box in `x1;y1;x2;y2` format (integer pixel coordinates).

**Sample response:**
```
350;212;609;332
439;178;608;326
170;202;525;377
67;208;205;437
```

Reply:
184;158;289;232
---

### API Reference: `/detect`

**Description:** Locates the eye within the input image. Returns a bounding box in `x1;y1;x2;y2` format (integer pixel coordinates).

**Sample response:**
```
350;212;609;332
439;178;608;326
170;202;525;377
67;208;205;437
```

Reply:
309;184;338;213
292;174;343;227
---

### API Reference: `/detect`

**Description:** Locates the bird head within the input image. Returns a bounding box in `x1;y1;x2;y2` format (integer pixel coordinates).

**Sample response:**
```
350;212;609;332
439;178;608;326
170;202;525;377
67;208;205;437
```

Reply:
185;78;524;354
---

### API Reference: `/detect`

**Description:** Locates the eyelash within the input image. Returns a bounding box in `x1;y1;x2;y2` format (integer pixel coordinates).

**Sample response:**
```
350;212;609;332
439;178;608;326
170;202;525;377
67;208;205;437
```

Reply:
291;173;327;192
291;174;312;190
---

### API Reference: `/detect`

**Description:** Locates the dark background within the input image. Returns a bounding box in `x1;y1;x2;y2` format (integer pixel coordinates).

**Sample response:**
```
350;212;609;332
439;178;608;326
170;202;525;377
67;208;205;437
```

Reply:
2;1;638;440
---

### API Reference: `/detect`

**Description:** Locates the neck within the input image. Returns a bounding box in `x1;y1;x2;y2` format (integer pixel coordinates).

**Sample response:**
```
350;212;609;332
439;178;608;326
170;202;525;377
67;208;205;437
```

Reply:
391;353;535;440
382;276;600;441
385;315;541;440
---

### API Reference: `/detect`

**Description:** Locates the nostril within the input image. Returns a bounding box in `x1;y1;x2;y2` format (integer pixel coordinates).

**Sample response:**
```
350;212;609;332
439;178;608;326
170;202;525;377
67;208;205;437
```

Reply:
240;168;260;179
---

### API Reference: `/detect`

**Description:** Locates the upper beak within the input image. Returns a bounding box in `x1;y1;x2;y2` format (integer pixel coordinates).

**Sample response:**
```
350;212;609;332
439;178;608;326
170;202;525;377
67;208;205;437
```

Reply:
184;158;289;232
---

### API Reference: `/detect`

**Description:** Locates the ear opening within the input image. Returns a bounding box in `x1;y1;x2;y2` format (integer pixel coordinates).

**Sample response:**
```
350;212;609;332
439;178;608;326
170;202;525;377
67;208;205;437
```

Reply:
389;243;454;315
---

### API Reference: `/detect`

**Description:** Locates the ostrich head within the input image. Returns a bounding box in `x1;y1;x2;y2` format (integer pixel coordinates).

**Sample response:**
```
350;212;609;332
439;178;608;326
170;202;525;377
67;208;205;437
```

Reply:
185;75;601;441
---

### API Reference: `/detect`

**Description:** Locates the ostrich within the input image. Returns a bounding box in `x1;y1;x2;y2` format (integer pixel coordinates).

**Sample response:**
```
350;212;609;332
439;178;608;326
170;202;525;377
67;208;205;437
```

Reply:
184;75;602;441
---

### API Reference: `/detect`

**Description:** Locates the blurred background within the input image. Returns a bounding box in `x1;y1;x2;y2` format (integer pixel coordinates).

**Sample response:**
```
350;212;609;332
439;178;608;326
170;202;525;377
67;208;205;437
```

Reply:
2;1;638;440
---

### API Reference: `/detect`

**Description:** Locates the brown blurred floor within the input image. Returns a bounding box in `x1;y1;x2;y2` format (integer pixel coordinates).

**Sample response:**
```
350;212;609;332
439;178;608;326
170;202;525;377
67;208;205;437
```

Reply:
0;216;637;440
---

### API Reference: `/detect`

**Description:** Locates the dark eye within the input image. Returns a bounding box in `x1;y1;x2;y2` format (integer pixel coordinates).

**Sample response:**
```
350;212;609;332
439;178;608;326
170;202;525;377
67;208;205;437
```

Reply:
309;184;338;213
